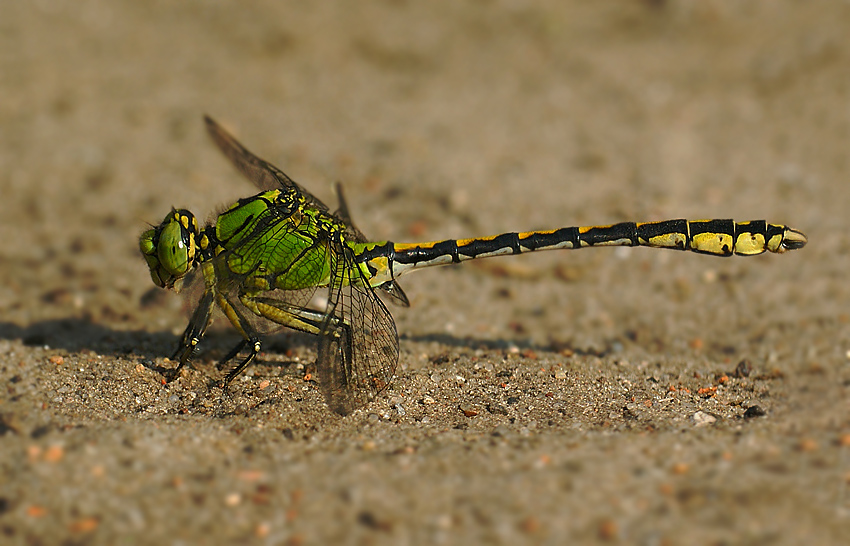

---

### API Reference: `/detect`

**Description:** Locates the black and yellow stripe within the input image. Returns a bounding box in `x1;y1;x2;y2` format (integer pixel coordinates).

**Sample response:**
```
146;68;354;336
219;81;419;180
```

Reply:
385;219;806;273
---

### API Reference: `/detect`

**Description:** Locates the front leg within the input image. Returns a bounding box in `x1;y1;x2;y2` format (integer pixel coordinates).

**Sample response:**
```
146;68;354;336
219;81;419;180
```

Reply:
168;291;215;380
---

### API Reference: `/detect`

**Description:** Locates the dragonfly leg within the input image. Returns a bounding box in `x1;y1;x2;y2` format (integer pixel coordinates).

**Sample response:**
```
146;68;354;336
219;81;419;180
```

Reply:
249;296;325;335
215;293;330;387
216;339;248;371
168;291;215;380
213;292;263;388
221;338;262;387
239;295;336;381
217;292;351;388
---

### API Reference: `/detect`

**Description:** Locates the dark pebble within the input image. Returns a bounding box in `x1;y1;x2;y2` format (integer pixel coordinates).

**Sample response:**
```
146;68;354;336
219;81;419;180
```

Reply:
743;405;766;419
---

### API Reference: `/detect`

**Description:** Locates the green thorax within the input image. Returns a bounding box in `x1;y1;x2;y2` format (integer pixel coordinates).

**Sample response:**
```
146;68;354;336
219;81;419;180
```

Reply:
210;189;352;292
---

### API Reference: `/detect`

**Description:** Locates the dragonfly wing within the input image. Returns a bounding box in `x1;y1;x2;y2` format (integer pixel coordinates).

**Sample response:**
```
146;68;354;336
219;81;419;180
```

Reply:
204;116;330;212
332;182;367;242
332;182;409;308
317;241;399;415
377;280;410;308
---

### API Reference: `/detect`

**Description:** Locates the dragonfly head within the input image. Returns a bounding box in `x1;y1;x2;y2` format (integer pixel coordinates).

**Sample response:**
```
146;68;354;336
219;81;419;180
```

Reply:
140;209;200;292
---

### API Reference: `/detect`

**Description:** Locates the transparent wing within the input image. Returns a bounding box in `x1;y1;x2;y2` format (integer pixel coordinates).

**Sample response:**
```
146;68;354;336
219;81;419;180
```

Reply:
332;182;367;242
204;115;330;212
317;239;399;415
333;182;410;308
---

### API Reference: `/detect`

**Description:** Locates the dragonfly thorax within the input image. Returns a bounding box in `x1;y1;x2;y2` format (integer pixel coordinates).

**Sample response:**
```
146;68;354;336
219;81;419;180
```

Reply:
139;209;200;292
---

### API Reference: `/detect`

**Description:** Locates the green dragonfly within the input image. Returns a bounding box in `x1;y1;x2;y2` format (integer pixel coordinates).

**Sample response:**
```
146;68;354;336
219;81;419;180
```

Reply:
140;116;808;415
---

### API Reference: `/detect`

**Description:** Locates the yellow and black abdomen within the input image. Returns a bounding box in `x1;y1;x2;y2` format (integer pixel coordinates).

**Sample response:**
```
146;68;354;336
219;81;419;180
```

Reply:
387;218;807;277
637;219;806;256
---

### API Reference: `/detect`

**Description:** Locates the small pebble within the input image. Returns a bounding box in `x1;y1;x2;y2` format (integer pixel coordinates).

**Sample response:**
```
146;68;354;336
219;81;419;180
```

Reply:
692;411;716;426
26;505;47;518
797;438;818;452
734;359;752;378
68;517;99;533
255;523;270;538
44;445;64;463
27;445;41;461
598;518;618;540
519;516;540;534
237;470;264;482
743;405;766;419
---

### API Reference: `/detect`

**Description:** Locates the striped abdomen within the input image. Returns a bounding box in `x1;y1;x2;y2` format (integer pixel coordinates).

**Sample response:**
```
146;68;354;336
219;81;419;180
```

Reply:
387;219;807;275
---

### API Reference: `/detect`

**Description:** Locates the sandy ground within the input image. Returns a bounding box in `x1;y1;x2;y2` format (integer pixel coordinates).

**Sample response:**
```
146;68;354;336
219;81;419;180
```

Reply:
1;1;849;544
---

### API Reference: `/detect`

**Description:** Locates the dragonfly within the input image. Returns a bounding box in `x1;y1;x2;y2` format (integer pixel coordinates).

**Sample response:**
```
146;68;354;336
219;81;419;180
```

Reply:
140;116;808;415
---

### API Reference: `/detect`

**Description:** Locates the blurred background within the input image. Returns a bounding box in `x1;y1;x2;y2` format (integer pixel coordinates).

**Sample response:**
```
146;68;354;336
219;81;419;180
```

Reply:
3;1;845;335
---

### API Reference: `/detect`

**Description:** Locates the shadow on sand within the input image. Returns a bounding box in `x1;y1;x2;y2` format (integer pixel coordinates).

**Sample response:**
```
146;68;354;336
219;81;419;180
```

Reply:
0;318;611;369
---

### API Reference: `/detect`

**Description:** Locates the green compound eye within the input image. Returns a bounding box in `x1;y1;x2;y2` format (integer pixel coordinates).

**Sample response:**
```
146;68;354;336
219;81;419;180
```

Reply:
139;211;197;289
139;229;156;257
157;219;191;277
